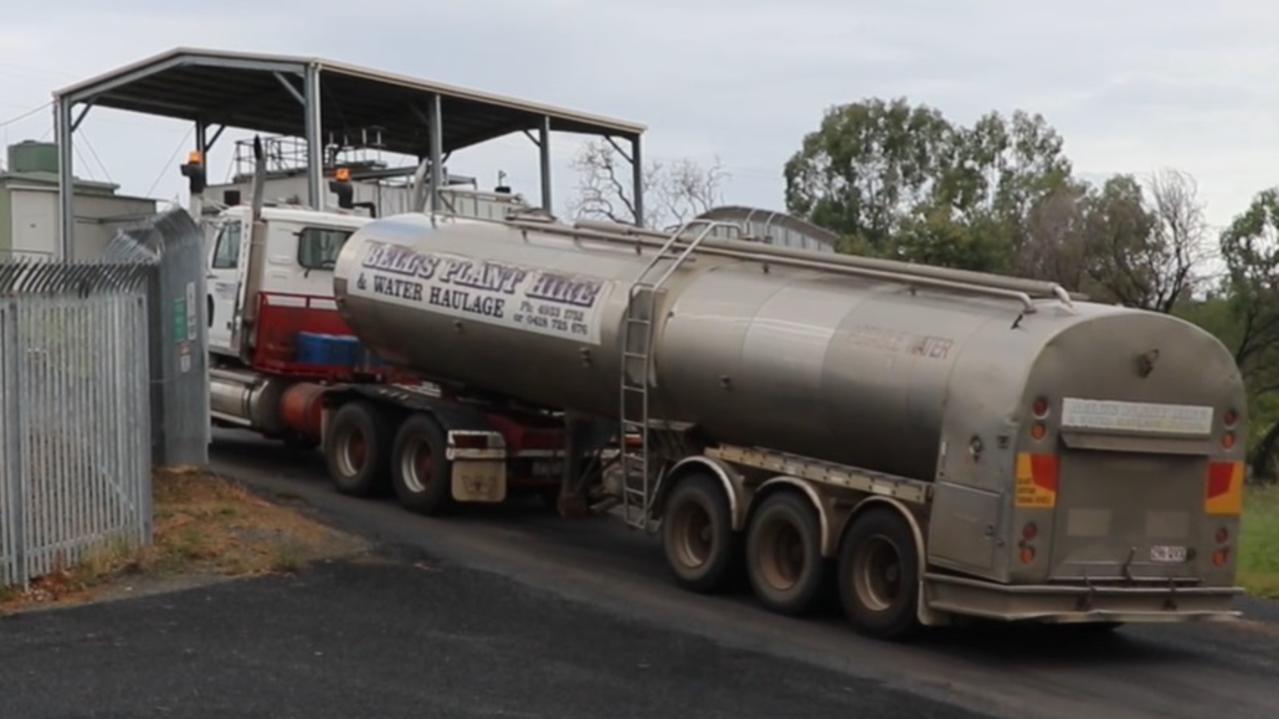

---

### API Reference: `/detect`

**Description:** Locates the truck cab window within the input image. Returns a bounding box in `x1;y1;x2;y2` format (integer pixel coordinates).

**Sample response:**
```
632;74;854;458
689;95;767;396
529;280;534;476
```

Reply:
211;222;242;269
298;227;353;270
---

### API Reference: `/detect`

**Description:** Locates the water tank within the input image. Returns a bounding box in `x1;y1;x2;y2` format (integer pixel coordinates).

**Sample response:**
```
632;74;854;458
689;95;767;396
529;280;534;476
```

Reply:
7;141;59;174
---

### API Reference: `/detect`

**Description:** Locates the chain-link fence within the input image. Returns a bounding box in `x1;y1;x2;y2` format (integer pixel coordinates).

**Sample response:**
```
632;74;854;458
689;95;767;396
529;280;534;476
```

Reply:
0;261;154;588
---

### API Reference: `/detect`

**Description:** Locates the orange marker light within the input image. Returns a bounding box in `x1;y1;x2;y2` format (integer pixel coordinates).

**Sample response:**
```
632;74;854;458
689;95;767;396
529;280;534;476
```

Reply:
1222;432;1236;450
1019;546;1036;564
1030;422;1048;441
335;167;352;182
1212;548;1230;567
186;150;204;165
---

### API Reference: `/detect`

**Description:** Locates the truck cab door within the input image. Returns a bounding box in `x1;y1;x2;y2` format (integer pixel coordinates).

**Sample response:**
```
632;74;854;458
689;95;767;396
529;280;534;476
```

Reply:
207;220;245;357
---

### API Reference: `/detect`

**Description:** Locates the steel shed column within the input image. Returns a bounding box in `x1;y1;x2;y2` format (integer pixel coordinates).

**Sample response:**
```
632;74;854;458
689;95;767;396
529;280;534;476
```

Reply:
631;135;644;228
304;64;324;211
429;93;443;214
539;115;552;213
55;98;75;260
191;121;207;218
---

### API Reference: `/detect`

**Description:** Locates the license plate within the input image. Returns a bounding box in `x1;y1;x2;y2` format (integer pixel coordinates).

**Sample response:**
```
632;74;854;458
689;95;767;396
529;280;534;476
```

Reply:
1150;545;1187;563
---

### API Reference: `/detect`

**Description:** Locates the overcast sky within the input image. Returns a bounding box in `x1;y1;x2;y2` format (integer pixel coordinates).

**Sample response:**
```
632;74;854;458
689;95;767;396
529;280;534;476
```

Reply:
2;1;1276;232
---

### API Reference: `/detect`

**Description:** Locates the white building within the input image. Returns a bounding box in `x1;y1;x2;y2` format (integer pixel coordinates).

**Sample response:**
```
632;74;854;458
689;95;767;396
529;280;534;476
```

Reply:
0;141;157;261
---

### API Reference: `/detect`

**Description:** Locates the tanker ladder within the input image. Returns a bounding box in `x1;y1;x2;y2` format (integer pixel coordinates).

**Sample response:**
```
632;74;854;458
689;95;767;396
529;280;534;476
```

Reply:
618;219;734;530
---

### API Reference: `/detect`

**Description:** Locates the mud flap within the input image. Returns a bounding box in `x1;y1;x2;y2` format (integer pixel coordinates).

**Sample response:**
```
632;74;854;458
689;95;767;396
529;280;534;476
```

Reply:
451;460;507;502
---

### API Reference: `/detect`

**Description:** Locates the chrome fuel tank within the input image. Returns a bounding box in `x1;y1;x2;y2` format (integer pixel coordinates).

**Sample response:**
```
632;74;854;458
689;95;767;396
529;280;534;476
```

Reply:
333;213;1241;481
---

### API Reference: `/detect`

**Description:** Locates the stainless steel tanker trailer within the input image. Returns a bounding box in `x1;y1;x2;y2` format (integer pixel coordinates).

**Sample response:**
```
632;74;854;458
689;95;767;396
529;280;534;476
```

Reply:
324;210;1247;638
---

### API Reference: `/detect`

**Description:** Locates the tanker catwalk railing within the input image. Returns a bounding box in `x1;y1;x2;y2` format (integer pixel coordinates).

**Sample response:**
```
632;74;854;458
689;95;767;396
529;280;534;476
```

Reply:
618;219;739;530
510;218;1076;314
0;260;154;589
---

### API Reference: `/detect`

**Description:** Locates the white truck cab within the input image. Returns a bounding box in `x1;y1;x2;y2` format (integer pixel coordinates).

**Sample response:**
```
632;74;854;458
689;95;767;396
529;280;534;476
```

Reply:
206;205;371;359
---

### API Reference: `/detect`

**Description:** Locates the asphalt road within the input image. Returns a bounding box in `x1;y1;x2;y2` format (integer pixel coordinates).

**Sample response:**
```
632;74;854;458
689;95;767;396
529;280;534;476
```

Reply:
0;553;972;719
191;429;1279;719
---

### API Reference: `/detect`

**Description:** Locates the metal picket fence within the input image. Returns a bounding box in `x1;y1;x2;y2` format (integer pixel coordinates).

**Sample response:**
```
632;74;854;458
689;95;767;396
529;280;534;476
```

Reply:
0;261;154;588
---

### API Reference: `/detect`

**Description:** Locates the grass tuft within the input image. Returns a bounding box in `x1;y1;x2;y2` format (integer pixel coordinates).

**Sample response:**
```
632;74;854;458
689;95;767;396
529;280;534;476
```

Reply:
1;470;361;614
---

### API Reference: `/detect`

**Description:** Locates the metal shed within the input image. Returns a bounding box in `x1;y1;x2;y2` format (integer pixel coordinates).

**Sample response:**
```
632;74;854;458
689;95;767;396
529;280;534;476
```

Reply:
53;47;648;257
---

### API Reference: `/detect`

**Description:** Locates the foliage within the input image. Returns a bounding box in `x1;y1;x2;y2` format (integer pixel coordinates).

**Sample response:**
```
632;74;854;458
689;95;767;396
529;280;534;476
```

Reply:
784;99;1207;311
1219;189;1279;477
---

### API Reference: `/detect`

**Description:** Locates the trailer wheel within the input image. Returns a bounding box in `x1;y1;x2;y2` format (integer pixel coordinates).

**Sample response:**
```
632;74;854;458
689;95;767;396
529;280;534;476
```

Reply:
391;414;452;515
746;492;825;615
324;400;392;497
838;507;920;640
662;473;736;593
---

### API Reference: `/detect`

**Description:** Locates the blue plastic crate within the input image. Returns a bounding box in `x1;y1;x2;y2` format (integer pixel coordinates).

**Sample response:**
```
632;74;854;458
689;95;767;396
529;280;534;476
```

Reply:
296;332;362;367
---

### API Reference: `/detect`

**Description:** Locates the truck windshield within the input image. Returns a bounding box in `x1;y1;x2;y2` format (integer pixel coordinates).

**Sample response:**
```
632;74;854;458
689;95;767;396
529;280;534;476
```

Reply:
298;227;353;270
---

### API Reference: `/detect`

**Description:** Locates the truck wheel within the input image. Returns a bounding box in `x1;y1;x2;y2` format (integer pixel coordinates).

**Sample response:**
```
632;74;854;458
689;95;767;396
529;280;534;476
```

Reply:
662;473;736;593
746;492;825;616
838;507;920;640
391;414;452;515
324;400;392;497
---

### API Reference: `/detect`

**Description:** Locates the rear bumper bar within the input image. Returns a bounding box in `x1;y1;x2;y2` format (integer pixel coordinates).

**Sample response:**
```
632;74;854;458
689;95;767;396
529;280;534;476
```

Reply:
924;572;1242;624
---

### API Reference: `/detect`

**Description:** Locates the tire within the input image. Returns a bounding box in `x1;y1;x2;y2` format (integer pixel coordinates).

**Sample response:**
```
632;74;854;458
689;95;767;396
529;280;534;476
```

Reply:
662;473;737;593
390;414;453;515
746;491;826;616
324;400;392;496
837;507;920;640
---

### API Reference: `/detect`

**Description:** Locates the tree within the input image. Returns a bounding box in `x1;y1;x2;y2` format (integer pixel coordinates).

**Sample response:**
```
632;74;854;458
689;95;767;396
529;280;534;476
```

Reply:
1085;169;1206;312
784;98;953;254
784;101;1074;273
1008;169;1208;311
569;140;726;229
1218;189;1279;478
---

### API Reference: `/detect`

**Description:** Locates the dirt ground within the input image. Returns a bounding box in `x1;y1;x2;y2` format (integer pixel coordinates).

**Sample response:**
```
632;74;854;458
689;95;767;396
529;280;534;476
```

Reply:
0;468;366;614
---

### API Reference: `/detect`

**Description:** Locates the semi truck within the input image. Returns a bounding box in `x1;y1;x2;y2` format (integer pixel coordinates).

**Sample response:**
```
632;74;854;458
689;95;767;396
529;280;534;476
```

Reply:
205;174;1248;639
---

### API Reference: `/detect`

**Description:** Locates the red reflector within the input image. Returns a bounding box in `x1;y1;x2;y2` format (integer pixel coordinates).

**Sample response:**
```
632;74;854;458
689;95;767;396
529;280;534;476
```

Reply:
1029;454;1058;493
1022;522;1038;541
1223;408;1239;427
1215;527;1230;544
1206;462;1234;499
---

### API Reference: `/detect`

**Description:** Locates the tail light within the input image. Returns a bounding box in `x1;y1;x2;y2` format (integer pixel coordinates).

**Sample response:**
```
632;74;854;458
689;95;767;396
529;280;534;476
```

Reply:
1022;522;1038;541
1032;397;1050;418
1223;408;1239;427
1215;527;1229;544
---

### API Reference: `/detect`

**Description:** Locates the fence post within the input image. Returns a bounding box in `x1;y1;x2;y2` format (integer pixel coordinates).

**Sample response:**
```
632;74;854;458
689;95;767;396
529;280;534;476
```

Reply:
3;298;26;587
